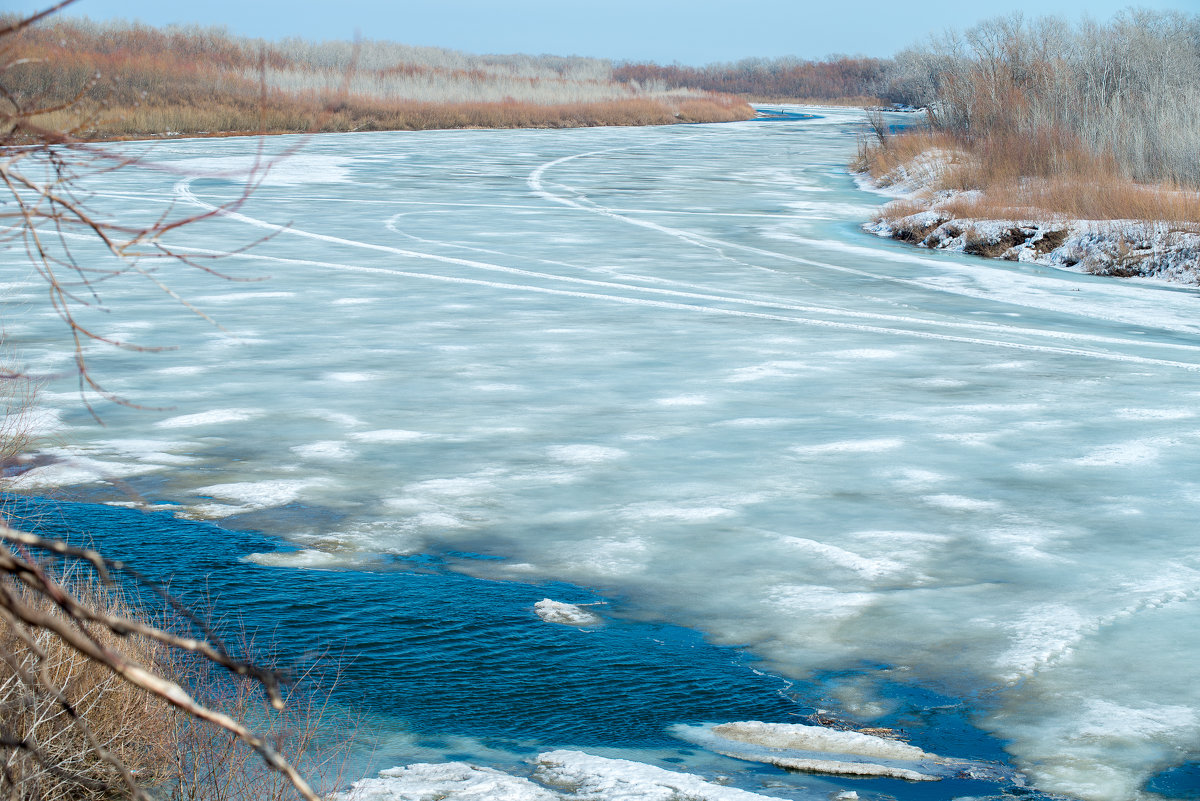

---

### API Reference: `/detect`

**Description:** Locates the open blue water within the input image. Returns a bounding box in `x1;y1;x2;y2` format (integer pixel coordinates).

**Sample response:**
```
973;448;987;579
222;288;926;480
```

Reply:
2;492;1018;799
5;106;1200;799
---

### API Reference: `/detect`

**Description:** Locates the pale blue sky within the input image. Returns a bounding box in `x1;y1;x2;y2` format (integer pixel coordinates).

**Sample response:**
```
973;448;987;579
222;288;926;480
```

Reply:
11;0;1200;63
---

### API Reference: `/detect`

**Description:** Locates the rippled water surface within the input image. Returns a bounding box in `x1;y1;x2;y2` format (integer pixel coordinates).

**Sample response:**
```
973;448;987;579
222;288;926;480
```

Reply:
5;107;1200;800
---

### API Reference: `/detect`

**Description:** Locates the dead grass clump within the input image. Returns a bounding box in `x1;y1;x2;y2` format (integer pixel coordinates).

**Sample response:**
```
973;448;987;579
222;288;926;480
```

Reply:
0;576;176;801
0;563;357;801
861;124;1200;227
853;129;965;189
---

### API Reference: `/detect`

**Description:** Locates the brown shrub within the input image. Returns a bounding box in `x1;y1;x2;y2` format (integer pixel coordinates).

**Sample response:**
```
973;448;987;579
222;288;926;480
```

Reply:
0;576;176;801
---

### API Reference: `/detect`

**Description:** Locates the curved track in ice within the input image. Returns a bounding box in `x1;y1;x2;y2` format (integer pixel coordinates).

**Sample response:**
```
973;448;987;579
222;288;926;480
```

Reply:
174;179;1200;372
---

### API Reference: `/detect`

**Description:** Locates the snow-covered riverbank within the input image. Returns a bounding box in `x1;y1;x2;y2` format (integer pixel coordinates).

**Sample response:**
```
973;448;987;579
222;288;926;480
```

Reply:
856;153;1200;284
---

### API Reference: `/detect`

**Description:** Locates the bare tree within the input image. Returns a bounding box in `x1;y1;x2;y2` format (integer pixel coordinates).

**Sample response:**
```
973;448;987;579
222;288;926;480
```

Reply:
2;5;343;800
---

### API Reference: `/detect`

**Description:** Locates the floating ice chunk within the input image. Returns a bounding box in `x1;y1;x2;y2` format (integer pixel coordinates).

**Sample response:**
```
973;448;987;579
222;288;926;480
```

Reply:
534;599;603;627
343;753;793;801
344;761;559;801
243;548;382;570
671;722;950;782
534;749;789;800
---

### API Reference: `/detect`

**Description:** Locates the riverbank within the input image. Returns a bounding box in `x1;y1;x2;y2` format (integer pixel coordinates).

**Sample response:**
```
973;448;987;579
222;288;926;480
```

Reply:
853;128;1200;284
6;15;752;142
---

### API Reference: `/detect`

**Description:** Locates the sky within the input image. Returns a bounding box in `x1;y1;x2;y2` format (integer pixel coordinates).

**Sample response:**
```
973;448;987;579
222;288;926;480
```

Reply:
10;0;1200;64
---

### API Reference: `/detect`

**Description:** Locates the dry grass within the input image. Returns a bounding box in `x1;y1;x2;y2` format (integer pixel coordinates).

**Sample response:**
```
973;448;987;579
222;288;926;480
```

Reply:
859;125;1200;227
31;94;751;140
0;565;356;801
939;178;1200;226
4;16;753;140
0;575;177;801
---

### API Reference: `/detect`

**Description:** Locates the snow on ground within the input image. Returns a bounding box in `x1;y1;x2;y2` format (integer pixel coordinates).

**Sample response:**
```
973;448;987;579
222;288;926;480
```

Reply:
857;154;1200;284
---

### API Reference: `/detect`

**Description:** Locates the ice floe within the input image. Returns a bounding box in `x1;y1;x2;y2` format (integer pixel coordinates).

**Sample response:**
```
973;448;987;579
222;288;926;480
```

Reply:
671;722;1008;783
343;751;795;801
533;599;603;627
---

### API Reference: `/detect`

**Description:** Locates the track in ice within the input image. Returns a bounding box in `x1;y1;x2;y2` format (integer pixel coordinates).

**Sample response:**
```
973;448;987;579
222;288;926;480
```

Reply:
527;143;1200;337
380;207;1200;356
174;179;1200;372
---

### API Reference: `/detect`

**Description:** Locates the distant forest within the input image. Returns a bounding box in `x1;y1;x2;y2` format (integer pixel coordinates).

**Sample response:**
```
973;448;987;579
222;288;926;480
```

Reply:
614;57;889;105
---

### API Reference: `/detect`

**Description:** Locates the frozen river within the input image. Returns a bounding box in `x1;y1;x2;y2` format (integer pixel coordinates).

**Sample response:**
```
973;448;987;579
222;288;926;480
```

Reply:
5;107;1200;800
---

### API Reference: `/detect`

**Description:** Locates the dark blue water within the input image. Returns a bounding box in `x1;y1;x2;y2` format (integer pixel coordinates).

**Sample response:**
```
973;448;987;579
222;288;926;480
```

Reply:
2;493;1039;798
1;494;806;743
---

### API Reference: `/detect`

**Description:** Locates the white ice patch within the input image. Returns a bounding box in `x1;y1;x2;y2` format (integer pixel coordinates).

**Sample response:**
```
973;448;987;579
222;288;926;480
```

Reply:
534;599;603;627
654;394;709;406
1111;408;1195;421
290;441;353;460
619;503;737;523
534;750;789;801
822;348;900;360
20;408;63;437
156;365;208;376
767;585;874;621
325;371;382;383
1070;438;1177;467
13;454;158;489
91;438;198;465
343;752;791;801
243;548;383;570
996;603;1091;681
192;478;324;512
790;438;904;456
546;444;627;464
778;537;908;580
162;153;356;186
192;290;295;304
725;361;814;383
155;408;260;428
344;761;559;801
350;429;431;443
921;494;1002;512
